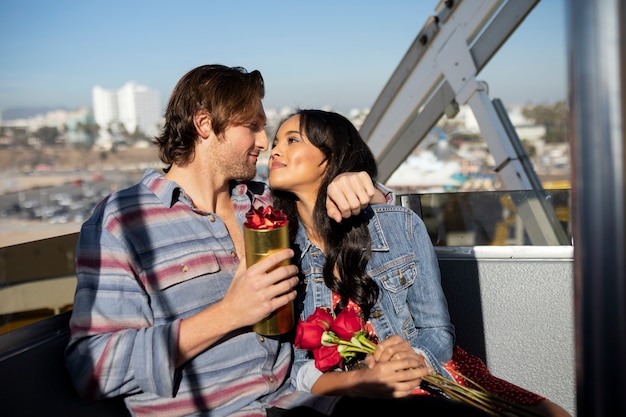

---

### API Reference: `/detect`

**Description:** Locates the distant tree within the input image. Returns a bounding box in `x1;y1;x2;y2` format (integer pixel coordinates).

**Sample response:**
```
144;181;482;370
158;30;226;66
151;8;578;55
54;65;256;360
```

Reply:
10;127;29;146
34;126;61;145
70;121;100;148
117;123;131;145
522;101;568;143
131;126;148;142
521;139;537;158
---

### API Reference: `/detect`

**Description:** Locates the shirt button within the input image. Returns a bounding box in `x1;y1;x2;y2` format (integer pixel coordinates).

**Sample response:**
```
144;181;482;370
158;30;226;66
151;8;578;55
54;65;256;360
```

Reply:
259;336;265;343
181;265;189;273
230;251;237;258
267;376;275;383
208;215;216;222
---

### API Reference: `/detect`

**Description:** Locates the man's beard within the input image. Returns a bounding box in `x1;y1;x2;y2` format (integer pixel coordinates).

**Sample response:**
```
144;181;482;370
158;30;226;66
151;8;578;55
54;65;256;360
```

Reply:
224;160;257;181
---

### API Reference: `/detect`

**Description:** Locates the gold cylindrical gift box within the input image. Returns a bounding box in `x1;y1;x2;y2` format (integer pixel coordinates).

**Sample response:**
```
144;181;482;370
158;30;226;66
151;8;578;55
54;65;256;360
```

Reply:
243;224;295;336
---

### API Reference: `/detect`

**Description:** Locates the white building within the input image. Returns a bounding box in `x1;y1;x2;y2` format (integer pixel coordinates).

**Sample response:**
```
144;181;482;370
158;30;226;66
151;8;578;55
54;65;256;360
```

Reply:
92;82;161;147
117;82;161;137
92;86;118;145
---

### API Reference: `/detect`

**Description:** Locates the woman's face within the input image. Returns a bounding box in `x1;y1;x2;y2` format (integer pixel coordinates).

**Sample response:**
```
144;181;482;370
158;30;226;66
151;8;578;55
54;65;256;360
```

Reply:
268;114;327;197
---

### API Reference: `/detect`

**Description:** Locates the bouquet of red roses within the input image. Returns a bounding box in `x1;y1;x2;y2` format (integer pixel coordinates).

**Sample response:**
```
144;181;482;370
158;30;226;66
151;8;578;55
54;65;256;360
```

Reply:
295;307;376;371
295;307;546;417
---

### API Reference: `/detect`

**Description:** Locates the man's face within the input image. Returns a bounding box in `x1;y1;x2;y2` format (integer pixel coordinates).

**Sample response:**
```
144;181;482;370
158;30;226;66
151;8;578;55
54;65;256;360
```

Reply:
214;102;268;181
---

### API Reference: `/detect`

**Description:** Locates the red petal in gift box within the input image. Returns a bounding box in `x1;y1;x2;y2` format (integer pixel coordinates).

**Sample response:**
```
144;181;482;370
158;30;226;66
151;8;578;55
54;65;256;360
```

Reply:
244;206;288;230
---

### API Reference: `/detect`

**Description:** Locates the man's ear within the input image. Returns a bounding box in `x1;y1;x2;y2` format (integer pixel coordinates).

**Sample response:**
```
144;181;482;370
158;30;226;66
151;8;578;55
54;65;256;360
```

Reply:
194;111;212;138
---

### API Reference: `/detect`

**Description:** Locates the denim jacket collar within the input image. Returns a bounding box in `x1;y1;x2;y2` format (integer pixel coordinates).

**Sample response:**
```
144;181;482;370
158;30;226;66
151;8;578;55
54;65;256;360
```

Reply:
295;204;392;257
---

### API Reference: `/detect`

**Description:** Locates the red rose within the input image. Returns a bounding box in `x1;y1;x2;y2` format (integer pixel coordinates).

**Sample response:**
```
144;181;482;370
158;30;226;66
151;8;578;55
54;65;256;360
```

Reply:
244;206;288;230
306;307;334;329
295;320;326;350
313;345;343;372
295;308;334;350
330;308;365;341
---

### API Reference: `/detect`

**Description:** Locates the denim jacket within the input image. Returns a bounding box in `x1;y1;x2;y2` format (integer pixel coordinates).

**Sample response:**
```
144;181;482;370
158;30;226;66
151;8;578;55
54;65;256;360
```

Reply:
291;204;455;392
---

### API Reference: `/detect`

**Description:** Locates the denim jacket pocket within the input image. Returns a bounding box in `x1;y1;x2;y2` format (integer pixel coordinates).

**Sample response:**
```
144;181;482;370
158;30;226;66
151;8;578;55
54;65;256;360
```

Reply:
378;259;417;293
375;258;418;317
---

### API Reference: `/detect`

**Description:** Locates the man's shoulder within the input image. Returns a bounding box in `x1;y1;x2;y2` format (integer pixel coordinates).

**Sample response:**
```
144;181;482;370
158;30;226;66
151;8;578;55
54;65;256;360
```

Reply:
84;177;159;226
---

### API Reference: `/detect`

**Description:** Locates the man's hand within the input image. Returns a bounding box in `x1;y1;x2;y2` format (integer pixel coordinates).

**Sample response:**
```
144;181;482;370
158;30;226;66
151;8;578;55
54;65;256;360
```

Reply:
326;172;384;222
177;249;298;364
225;249;299;328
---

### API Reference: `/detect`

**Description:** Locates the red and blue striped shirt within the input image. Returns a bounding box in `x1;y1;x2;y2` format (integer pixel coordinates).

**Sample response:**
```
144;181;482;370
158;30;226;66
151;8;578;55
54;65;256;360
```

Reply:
65;169;337;417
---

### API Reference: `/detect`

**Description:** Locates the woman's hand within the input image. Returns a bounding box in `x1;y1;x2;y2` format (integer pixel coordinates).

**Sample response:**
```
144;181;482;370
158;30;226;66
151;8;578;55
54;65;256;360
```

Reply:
350;352;430;398
369;335;427;367
358;335;431;397
310;335;432;398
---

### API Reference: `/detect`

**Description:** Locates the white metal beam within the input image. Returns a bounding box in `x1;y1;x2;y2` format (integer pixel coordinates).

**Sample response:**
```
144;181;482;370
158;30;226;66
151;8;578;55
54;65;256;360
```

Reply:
361;0;540;183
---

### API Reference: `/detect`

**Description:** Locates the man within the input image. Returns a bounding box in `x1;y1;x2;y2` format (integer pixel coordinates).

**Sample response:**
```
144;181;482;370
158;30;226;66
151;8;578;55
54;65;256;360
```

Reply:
65;64;488;417
65;64;388;416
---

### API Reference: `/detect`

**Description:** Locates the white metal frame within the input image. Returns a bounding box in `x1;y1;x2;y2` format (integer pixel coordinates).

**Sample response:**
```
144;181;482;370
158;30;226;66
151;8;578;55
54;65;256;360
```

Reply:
361;0;569;245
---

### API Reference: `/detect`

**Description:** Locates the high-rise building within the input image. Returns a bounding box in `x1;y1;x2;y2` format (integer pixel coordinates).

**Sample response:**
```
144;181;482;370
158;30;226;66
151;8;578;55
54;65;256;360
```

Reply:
117;82;161;138
92;86;118;145
92;82;161;147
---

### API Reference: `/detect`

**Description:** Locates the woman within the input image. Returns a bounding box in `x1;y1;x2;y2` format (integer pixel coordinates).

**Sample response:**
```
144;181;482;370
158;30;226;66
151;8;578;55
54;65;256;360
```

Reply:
268;109;571;416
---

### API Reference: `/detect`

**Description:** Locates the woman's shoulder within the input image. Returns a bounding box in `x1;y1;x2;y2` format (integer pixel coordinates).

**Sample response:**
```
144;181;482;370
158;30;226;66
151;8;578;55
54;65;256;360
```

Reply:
367;204;427;236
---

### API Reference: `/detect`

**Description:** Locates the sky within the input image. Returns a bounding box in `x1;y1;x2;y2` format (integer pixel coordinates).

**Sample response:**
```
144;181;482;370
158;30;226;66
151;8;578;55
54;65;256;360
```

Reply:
0;0;566;115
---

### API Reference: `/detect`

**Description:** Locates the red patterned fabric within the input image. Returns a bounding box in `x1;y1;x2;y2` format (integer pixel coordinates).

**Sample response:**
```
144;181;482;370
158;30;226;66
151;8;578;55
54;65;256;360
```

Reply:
412;346;544;405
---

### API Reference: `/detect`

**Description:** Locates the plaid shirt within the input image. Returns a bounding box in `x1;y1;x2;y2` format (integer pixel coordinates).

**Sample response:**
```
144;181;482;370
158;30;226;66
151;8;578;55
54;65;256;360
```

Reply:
65;169;336;417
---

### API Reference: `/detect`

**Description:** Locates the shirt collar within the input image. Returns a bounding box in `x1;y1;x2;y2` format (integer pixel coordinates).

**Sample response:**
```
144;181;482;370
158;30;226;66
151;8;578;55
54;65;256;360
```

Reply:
141;169;182;208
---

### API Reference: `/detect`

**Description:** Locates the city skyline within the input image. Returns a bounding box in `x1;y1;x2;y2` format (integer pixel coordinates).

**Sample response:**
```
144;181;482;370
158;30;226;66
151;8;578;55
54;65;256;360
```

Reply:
1;1;566;114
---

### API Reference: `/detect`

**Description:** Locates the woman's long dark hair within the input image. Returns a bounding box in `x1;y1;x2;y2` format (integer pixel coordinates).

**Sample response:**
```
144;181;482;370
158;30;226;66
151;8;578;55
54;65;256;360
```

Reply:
273;109;380;319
